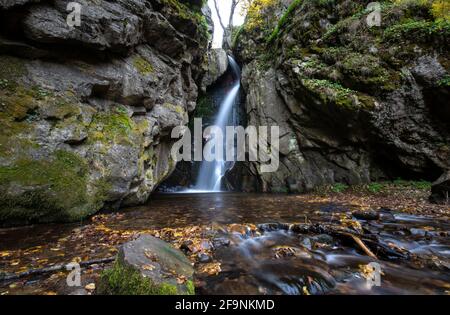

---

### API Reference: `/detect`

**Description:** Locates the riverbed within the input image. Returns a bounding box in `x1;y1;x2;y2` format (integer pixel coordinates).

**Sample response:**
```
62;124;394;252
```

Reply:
0;192;449;295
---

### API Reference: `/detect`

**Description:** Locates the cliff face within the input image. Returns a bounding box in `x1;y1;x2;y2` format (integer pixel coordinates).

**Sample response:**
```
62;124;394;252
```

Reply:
0;0;210;224
234;0;449;193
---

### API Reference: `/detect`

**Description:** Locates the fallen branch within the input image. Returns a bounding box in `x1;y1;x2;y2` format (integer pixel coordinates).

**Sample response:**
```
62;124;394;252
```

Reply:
348;234;378;259
0;257;115;282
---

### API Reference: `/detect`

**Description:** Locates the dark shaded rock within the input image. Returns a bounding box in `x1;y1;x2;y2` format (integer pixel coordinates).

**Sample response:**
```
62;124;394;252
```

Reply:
180;240;194;254
378;208;396;222
98;235;194;295
352;210;380;221
429;172;450;205
212;237;231;249
197;253;212;263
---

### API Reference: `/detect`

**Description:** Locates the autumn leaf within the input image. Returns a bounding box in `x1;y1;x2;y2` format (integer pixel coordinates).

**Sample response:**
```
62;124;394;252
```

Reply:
0;251;11;258
85;283;96;291
198;262;221;275
177;275;187;284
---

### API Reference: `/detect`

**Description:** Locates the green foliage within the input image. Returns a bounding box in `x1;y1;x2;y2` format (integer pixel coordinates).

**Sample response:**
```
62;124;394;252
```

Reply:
331;183;349;193
99;261;193;295
367;182;385;193
437;75;450;86
302;78;376;110
431;0;450;21
321;47;398;91
245;0;278;33
194;94;215;118
392;178;431;189
383;18;450;41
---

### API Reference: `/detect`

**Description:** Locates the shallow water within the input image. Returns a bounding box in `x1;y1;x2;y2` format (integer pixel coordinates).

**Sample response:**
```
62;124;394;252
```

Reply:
0;193;449;295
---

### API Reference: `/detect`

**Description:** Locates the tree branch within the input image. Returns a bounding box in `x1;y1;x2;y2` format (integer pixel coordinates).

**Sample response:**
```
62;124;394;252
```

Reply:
213;0;227;32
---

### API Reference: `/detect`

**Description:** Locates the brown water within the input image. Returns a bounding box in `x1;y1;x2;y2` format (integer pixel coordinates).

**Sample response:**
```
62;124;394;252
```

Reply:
0;193;449;295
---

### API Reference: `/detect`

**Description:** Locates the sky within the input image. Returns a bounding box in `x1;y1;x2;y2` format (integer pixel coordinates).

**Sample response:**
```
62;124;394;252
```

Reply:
207;0;247;48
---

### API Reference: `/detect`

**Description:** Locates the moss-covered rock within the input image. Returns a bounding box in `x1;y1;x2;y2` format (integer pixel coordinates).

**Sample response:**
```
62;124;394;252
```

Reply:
0;150;105;223
98;235;195;295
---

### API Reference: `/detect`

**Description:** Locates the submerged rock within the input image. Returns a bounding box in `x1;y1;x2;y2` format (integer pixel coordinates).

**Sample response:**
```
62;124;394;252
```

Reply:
98;234;195;295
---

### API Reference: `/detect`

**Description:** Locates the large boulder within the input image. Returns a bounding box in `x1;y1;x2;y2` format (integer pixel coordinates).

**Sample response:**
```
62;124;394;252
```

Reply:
234;0;450;192
98;235;195;295
0;0;209;225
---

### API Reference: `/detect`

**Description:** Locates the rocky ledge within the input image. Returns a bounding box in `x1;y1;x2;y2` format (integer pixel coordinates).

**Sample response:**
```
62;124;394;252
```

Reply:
0;0;211;225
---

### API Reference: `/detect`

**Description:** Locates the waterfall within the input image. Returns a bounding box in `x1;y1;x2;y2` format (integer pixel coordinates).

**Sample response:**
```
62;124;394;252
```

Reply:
194;56;241;191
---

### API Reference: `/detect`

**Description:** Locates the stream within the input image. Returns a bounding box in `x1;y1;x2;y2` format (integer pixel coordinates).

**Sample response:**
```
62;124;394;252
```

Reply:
0;193;449;295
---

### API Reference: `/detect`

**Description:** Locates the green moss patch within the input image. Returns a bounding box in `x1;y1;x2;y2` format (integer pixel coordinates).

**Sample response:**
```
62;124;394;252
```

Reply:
88;107;136;145
383;18;450;42
302;78;374;110
133;56;154;75
0;150;92;222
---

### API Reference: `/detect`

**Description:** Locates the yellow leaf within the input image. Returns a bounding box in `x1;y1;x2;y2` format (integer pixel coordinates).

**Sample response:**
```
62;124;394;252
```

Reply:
302;286;310;295
0;251;11;258
142;264;155;271
85;283;96;291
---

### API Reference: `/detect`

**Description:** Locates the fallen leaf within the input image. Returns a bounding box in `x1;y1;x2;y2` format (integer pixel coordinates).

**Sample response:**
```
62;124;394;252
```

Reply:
142;264;156;271
85;283;96;291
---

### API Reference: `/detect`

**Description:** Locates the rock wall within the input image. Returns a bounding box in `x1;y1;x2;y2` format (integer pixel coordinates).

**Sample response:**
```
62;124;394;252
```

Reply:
234;0;449;193
0;0;210;224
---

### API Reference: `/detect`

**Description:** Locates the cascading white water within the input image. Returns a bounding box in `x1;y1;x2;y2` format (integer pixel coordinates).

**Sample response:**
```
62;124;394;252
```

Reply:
194;56;241;191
